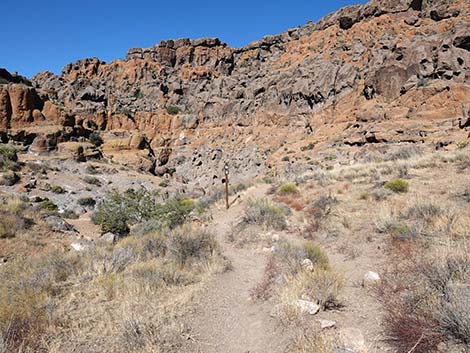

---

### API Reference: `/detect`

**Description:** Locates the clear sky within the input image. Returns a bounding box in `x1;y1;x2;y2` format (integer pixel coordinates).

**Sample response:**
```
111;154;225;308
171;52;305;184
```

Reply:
2;0;365;78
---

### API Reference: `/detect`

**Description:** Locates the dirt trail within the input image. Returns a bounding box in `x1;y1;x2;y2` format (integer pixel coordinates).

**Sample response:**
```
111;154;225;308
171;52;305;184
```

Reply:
186;184;289;353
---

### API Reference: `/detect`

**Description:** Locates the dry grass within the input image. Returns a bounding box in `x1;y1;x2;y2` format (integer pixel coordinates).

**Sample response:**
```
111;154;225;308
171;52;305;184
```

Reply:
0;224;229;353
292;330;344;353
242;198;287;230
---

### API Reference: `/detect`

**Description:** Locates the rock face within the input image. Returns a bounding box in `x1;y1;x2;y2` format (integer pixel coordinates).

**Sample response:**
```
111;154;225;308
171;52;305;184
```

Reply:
1;0;469;186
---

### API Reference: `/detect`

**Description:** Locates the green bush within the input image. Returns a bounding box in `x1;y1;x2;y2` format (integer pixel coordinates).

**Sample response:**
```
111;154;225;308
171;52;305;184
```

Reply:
155;198;195;229
51;185;66;194
39;199;58;213
243;198;287;230
89;132;103;147
0;171;20;186
0;144;18;161
384;179;409;193
300;143;315;152
93;189;195;236
166;105;180;115
278;183;299;195
303;242;329;269
93;189;156;236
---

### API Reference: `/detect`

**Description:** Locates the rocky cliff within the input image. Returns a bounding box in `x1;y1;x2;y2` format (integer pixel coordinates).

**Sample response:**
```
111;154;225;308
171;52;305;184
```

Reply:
1;0;469;186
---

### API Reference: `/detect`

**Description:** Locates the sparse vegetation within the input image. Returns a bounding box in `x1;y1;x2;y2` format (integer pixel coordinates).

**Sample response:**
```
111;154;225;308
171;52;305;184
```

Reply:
0;144;19;172
77;196;96;207
377;247;470;352
384;178;409;193
0;221;227;353
51;185;66;194
384;145;422;161
89;131;104;147
83;175;102;186
169;227;217;265
242;198;287;230
277;183;299;195
0;171;19;186
166;105;181;115
39;199;58;213
300;143;315;151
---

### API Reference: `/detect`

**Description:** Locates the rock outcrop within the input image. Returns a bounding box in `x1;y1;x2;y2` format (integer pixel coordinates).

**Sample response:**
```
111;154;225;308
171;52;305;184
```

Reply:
1;0;469;186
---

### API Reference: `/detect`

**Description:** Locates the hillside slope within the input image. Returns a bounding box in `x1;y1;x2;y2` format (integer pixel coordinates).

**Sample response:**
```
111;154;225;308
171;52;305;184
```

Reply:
0;0;469;187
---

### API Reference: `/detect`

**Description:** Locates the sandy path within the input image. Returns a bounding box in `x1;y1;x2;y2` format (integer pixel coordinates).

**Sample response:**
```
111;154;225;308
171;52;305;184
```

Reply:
185;184;289;353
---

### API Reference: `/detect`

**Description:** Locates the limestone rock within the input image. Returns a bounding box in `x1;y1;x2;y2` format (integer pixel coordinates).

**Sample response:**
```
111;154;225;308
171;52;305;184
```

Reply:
319;319;336;329
44;215;77;233
301;258;314;271
295;299;320;315
101;232;118;244
362;271;381;286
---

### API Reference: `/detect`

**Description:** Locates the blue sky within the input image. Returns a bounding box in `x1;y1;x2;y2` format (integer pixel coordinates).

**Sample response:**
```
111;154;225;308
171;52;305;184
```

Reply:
2;0;365;78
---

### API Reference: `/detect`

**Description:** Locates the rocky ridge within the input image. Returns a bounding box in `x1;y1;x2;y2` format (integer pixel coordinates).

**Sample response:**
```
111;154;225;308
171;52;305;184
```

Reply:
0;0;469;187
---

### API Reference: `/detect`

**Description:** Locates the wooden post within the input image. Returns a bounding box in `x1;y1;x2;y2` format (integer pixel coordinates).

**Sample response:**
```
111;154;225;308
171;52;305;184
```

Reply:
224;163;229;209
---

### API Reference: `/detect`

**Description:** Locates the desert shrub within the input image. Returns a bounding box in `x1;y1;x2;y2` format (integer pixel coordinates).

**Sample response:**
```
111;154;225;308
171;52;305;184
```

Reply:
0;144;17;161
62;209;79;219
384;145;422;161
281;156;290;162
297;268;344;310
93;188;157;235
132;219;162;237
378;248;470;352
371;188;393;201
293;330;343;353
93;189;194;236
0;144;19;172
272;241;329;276
406;200;442;223
159;179;169;188
155;198;195;229
39;199;58;213
94;209;130;236
89;132;103;147
0;251;75;352
230;182;249;194
278;183;299;195
138;233;168;260
83;175;102;186
384;178;409;193
304;195;338;234
165;105;180;115
51;185;66;194
77;197;96;207
169;228;217;265
197;188;225;210
0;171;19;186
0;212;24;238
307;195;338;219
300;143;315;152
243;198;287;230
303;242;329;270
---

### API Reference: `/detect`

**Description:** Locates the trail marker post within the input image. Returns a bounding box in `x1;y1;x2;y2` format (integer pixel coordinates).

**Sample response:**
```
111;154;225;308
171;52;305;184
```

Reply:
224;163;229;209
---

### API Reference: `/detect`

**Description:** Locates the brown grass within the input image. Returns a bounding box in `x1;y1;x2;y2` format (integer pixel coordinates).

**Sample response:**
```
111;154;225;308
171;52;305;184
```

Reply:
0;224;229;353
